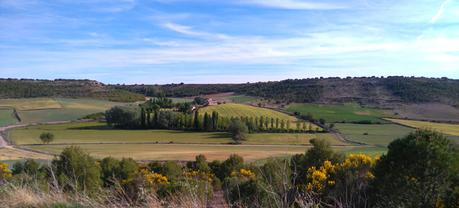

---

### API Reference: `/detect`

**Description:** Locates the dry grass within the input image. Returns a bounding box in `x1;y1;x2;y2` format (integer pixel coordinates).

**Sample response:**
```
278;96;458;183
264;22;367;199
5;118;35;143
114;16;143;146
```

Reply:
0;147;51;161
386;118;459;136
25;143;316;161
0;98;62;111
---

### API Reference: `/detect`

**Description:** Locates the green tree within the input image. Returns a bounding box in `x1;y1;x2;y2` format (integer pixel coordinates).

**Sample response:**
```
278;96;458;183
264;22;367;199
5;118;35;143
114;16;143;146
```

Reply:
370;130;459;207
100;157;120;187
52;146;101;194
228;119;248;143
39;132;54;144
193;110;201;130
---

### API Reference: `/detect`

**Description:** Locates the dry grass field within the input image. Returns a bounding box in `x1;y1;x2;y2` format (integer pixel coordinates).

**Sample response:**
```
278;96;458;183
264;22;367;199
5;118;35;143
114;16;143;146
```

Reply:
25;143;315;161
386;118;459;136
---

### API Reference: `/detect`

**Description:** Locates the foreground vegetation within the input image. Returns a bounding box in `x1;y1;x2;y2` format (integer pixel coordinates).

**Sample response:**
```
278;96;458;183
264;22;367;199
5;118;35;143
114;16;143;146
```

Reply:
0;130;458;207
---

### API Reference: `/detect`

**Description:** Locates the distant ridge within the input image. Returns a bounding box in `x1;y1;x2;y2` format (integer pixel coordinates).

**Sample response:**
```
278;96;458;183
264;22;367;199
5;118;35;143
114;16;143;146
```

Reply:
0;78;144;102
112;76;459;106
2;77;458;106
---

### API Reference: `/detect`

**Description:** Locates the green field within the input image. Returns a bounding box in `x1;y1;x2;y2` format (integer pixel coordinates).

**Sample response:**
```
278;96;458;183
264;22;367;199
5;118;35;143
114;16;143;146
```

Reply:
6;121;352;161
169;97;194;103
200;103;297;121
227;95;259;103
286;103;387;123
342;146;388;157
0;108;18;127
386;118;459;137
335;123;414;147
0;98;128;124
8;122;343;145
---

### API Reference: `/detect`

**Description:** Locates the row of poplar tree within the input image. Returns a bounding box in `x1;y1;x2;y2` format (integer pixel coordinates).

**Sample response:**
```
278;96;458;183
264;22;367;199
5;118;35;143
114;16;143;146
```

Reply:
136;108;320;133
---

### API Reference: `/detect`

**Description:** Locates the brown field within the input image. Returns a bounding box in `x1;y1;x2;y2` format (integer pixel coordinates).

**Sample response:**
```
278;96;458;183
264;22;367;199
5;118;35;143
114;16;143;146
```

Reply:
25;143;320;161
0;147;51;161
392;103;459;122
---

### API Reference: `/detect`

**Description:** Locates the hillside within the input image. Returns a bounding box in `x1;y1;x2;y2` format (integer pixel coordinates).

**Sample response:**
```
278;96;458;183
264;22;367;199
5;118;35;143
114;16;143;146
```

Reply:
0;79;144;102
114;77;459;106
199;103;297;122
2;77;459;106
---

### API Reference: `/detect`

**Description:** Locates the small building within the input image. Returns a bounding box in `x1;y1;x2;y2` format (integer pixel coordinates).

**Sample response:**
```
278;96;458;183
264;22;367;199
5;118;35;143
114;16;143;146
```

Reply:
206;98;218;106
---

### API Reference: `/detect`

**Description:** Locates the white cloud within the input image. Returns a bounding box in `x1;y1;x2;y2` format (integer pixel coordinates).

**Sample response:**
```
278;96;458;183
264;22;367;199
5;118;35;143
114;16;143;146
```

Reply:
242;0;347;10
162;22;230;39
430;0;451;24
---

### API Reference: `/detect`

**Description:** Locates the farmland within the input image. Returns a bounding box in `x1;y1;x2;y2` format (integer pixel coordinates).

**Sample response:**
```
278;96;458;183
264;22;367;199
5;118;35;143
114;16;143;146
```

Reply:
200;103;296;121
0;108;18;127
334;123;414;146
0;147;51;161
2;121;354;161
227;95;259;103
286;103;387;123
24;143;316;161
8;122;343;146
0;98;128;124
386;118;459;137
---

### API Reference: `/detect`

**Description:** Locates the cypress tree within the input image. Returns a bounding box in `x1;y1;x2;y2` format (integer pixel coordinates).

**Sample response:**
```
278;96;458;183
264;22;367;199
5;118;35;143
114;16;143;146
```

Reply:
140;107;146;128
276;118;279;129
194;111;200;130
146;109;151;128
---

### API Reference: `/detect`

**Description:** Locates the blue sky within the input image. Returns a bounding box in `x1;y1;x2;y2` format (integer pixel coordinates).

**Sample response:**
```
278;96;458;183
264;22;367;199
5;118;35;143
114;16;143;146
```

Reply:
0;0;458;84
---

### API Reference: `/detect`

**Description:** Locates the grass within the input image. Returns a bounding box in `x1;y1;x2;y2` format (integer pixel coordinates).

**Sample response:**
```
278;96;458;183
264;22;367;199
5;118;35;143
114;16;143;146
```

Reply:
200;103;296;121
227;95;259;103
25;143;315;161
341;146;387;157
0;108;18;127
8;122;343;145
334;123;414;147
169;97;194;103
386;118;459;137
286;103;387;123
0;98;127;124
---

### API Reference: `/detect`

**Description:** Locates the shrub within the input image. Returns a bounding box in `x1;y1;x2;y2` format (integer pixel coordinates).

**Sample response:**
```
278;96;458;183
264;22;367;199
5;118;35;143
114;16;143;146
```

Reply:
0;162;12;183
370;130;459;207
40;132;55;144
52;146;101;195
228;119;248;143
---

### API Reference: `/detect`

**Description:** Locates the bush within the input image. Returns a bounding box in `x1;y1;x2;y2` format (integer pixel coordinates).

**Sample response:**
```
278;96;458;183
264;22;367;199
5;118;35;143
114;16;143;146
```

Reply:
52;146;101;195
370;130;459;207
228;119;248;143
40;132;55;144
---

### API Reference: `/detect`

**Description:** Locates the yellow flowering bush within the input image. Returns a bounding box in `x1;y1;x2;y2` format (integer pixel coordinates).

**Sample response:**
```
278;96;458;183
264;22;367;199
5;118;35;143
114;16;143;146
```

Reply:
183;170;214;182
141;169;169;186
306;160;335;192
305;155;376;193
338;154;375;180
230;168;256;180
0;162;12;181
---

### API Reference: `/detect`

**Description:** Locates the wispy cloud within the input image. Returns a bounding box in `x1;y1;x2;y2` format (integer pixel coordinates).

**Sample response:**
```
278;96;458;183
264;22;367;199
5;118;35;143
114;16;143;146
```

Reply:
430;0;451;23
242;0;347;10
162;22;230;39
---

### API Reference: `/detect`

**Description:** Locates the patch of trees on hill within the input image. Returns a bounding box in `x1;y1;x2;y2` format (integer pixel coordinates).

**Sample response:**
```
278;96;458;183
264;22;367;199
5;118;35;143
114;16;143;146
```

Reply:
0;79;144;102
114;76;459;105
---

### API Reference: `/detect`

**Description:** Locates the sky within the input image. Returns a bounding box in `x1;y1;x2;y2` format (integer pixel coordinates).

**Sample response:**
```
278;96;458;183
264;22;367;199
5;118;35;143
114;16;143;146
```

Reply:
0;0;458;84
